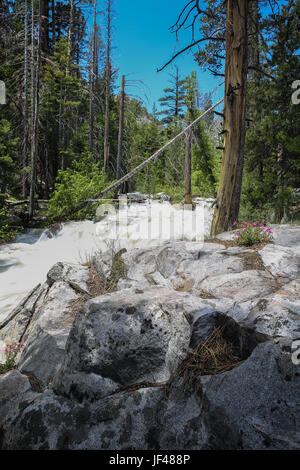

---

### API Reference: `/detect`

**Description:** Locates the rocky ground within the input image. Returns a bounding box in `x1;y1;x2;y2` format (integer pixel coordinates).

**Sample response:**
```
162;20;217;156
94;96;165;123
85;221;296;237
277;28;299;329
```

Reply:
0;224;299;450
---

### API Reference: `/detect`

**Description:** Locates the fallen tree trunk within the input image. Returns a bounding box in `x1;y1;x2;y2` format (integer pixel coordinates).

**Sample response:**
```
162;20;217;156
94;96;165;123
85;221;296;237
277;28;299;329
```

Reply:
5;199;49;206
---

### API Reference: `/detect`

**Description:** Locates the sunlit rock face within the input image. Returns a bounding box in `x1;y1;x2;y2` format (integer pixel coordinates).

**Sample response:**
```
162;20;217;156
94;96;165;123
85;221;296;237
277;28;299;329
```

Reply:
0;219;300;450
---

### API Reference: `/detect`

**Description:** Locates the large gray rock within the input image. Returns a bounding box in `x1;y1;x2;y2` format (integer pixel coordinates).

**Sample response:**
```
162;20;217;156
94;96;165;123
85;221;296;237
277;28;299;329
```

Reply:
52;287;205;401
17;281;78;386
2;228;300;450
0;370;39;435
170;249;244;293
198;270;277;303
0;385;165;450
115;243;184;291
202;339;300;449
0;283;48;345
0;369;31;403
2;332;299;450
0;389;79;450
0;262;91;387
47;262;89;291
160;340;300;450
155;245;194;278
270;224;300;248
259;244;300;280
228;280;300;340
116;241;245;294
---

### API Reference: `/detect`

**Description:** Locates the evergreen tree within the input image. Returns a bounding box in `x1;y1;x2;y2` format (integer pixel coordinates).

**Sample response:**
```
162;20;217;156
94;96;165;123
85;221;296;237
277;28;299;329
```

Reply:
158;65;186;124
243;0;300;222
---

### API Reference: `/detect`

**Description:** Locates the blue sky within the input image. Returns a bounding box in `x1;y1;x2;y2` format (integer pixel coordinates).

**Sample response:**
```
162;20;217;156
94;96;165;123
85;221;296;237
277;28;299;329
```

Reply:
89;0;224;113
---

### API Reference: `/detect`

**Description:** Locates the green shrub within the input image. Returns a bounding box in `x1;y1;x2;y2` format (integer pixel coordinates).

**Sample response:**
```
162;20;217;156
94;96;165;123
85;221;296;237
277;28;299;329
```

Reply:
232;220;274;246
0;342;25;373
47;152;114;220
0;209;20;243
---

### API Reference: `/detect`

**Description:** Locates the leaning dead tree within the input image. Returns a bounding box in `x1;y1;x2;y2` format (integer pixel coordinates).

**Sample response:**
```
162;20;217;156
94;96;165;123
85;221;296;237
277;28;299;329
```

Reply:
158;0;250;235
65;99;224;217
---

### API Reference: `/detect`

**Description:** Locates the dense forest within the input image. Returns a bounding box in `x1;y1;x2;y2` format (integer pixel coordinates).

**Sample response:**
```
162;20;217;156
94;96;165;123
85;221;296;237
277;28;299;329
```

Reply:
0;0;299;242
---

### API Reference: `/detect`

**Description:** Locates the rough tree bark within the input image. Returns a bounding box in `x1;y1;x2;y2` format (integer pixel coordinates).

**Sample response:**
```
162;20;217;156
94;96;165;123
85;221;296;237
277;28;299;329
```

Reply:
211;0;248;236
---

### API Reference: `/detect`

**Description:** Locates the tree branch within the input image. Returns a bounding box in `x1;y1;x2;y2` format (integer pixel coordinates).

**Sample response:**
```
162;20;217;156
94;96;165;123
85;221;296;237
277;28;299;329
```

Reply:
157;37;225;72
170;0;195;31
248;66;276;81
208;68;225;77
172;5;197;33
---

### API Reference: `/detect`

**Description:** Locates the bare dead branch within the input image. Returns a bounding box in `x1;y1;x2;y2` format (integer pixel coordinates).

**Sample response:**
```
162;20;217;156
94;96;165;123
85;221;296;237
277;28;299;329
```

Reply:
170;0;195;31
172;4;197;33
208;68;225;77
157;37;225;73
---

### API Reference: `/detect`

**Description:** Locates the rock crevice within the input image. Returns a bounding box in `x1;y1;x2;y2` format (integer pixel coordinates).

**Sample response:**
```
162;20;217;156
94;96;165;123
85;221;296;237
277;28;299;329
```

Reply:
0;223;300;450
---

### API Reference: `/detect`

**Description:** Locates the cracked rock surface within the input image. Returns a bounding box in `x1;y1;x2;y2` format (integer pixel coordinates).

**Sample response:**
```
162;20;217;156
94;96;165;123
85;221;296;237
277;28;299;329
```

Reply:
0;224;300;450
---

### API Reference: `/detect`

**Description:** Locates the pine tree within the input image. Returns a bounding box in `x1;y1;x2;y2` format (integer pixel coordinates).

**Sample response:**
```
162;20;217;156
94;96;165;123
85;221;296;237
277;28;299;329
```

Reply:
158;65;186;124
243;0;300;222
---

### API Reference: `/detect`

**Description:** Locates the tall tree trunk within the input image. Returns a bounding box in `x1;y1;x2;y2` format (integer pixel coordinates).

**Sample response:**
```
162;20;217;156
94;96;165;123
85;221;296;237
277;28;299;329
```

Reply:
29;0;36;216
66;0;74;75
175;66;179;117
29;0;41;218
247;0;263;177
41;0;49;55
58;81;63;170
104;0;111;172
184;120;192;205
89;0;97;158
248;0;259;79
60;0;74;171
44;141;49;199
275;143;285;222
211;0;248;236
23;0;29;197
116;75;125;181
